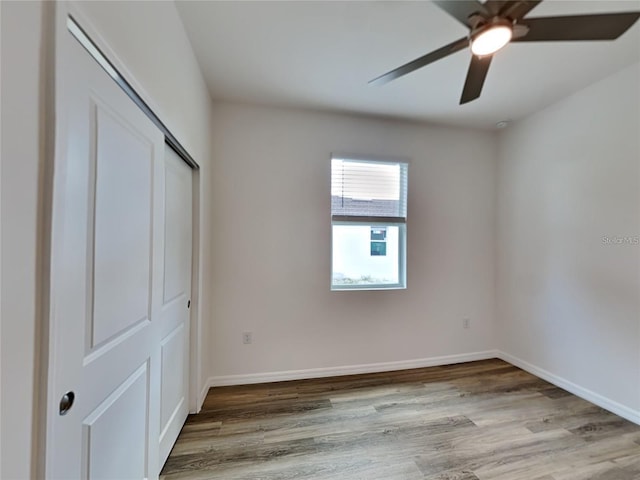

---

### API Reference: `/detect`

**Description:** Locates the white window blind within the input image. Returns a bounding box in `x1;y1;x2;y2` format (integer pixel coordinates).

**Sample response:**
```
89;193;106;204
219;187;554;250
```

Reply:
331;157;408;222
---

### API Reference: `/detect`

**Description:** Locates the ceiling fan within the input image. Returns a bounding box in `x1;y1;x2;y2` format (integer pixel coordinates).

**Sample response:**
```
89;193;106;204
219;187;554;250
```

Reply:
369;0;640;104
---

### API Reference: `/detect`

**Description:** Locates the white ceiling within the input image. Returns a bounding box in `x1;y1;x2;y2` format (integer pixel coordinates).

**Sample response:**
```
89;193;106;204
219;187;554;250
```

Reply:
176;0;640;129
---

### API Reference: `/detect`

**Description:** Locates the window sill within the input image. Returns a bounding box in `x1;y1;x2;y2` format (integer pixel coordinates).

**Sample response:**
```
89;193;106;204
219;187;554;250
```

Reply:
331;284;406;291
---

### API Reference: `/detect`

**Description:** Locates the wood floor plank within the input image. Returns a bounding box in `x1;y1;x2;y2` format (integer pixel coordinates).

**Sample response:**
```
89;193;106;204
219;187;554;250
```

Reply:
161;360;640;480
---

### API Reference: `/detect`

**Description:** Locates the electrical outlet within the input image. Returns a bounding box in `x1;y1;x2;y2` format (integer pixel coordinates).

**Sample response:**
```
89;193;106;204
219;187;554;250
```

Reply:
462;318;471;329
242;332;252;344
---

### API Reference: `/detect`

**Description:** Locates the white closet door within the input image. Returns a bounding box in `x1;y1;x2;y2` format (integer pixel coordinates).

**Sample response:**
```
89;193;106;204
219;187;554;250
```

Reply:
159;146;193;466
47;23;165;479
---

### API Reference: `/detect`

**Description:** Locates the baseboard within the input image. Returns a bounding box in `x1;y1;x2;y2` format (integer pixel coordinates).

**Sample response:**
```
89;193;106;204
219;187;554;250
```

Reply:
197;380;210;412
496;350;640;426
206;350;498;389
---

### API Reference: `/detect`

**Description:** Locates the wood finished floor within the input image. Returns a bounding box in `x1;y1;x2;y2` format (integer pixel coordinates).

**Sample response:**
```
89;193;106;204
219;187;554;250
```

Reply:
161;359;640;480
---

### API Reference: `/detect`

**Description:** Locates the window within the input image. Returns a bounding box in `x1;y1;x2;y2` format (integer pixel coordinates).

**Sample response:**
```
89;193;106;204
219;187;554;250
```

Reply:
331;155;408;290
370;227;387;256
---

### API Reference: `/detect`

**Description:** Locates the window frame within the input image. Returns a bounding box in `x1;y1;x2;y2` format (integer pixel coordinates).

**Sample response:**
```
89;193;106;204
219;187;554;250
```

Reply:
330;154;408;291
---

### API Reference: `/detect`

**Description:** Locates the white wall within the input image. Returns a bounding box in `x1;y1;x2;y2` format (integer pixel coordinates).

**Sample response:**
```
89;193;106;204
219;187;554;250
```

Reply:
497;63;640;420
0;1;215;477
209;103;497;381
1;2;50;478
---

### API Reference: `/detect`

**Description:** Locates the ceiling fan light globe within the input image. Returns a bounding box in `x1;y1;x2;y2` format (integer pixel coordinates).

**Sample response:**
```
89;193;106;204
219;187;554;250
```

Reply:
471;25;513;56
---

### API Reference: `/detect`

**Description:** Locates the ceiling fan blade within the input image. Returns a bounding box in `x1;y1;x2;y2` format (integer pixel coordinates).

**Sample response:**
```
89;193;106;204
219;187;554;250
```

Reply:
369;37;469;86
460;55;492;104
432;0;488;27
500;1;543;21
514;12;640;42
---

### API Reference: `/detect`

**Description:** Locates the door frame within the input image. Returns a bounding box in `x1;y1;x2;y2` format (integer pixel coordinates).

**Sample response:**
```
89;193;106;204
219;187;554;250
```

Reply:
40;2;204;476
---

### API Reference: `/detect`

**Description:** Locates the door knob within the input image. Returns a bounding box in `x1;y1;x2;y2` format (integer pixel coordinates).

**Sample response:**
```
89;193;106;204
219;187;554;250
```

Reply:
59;391;75;415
